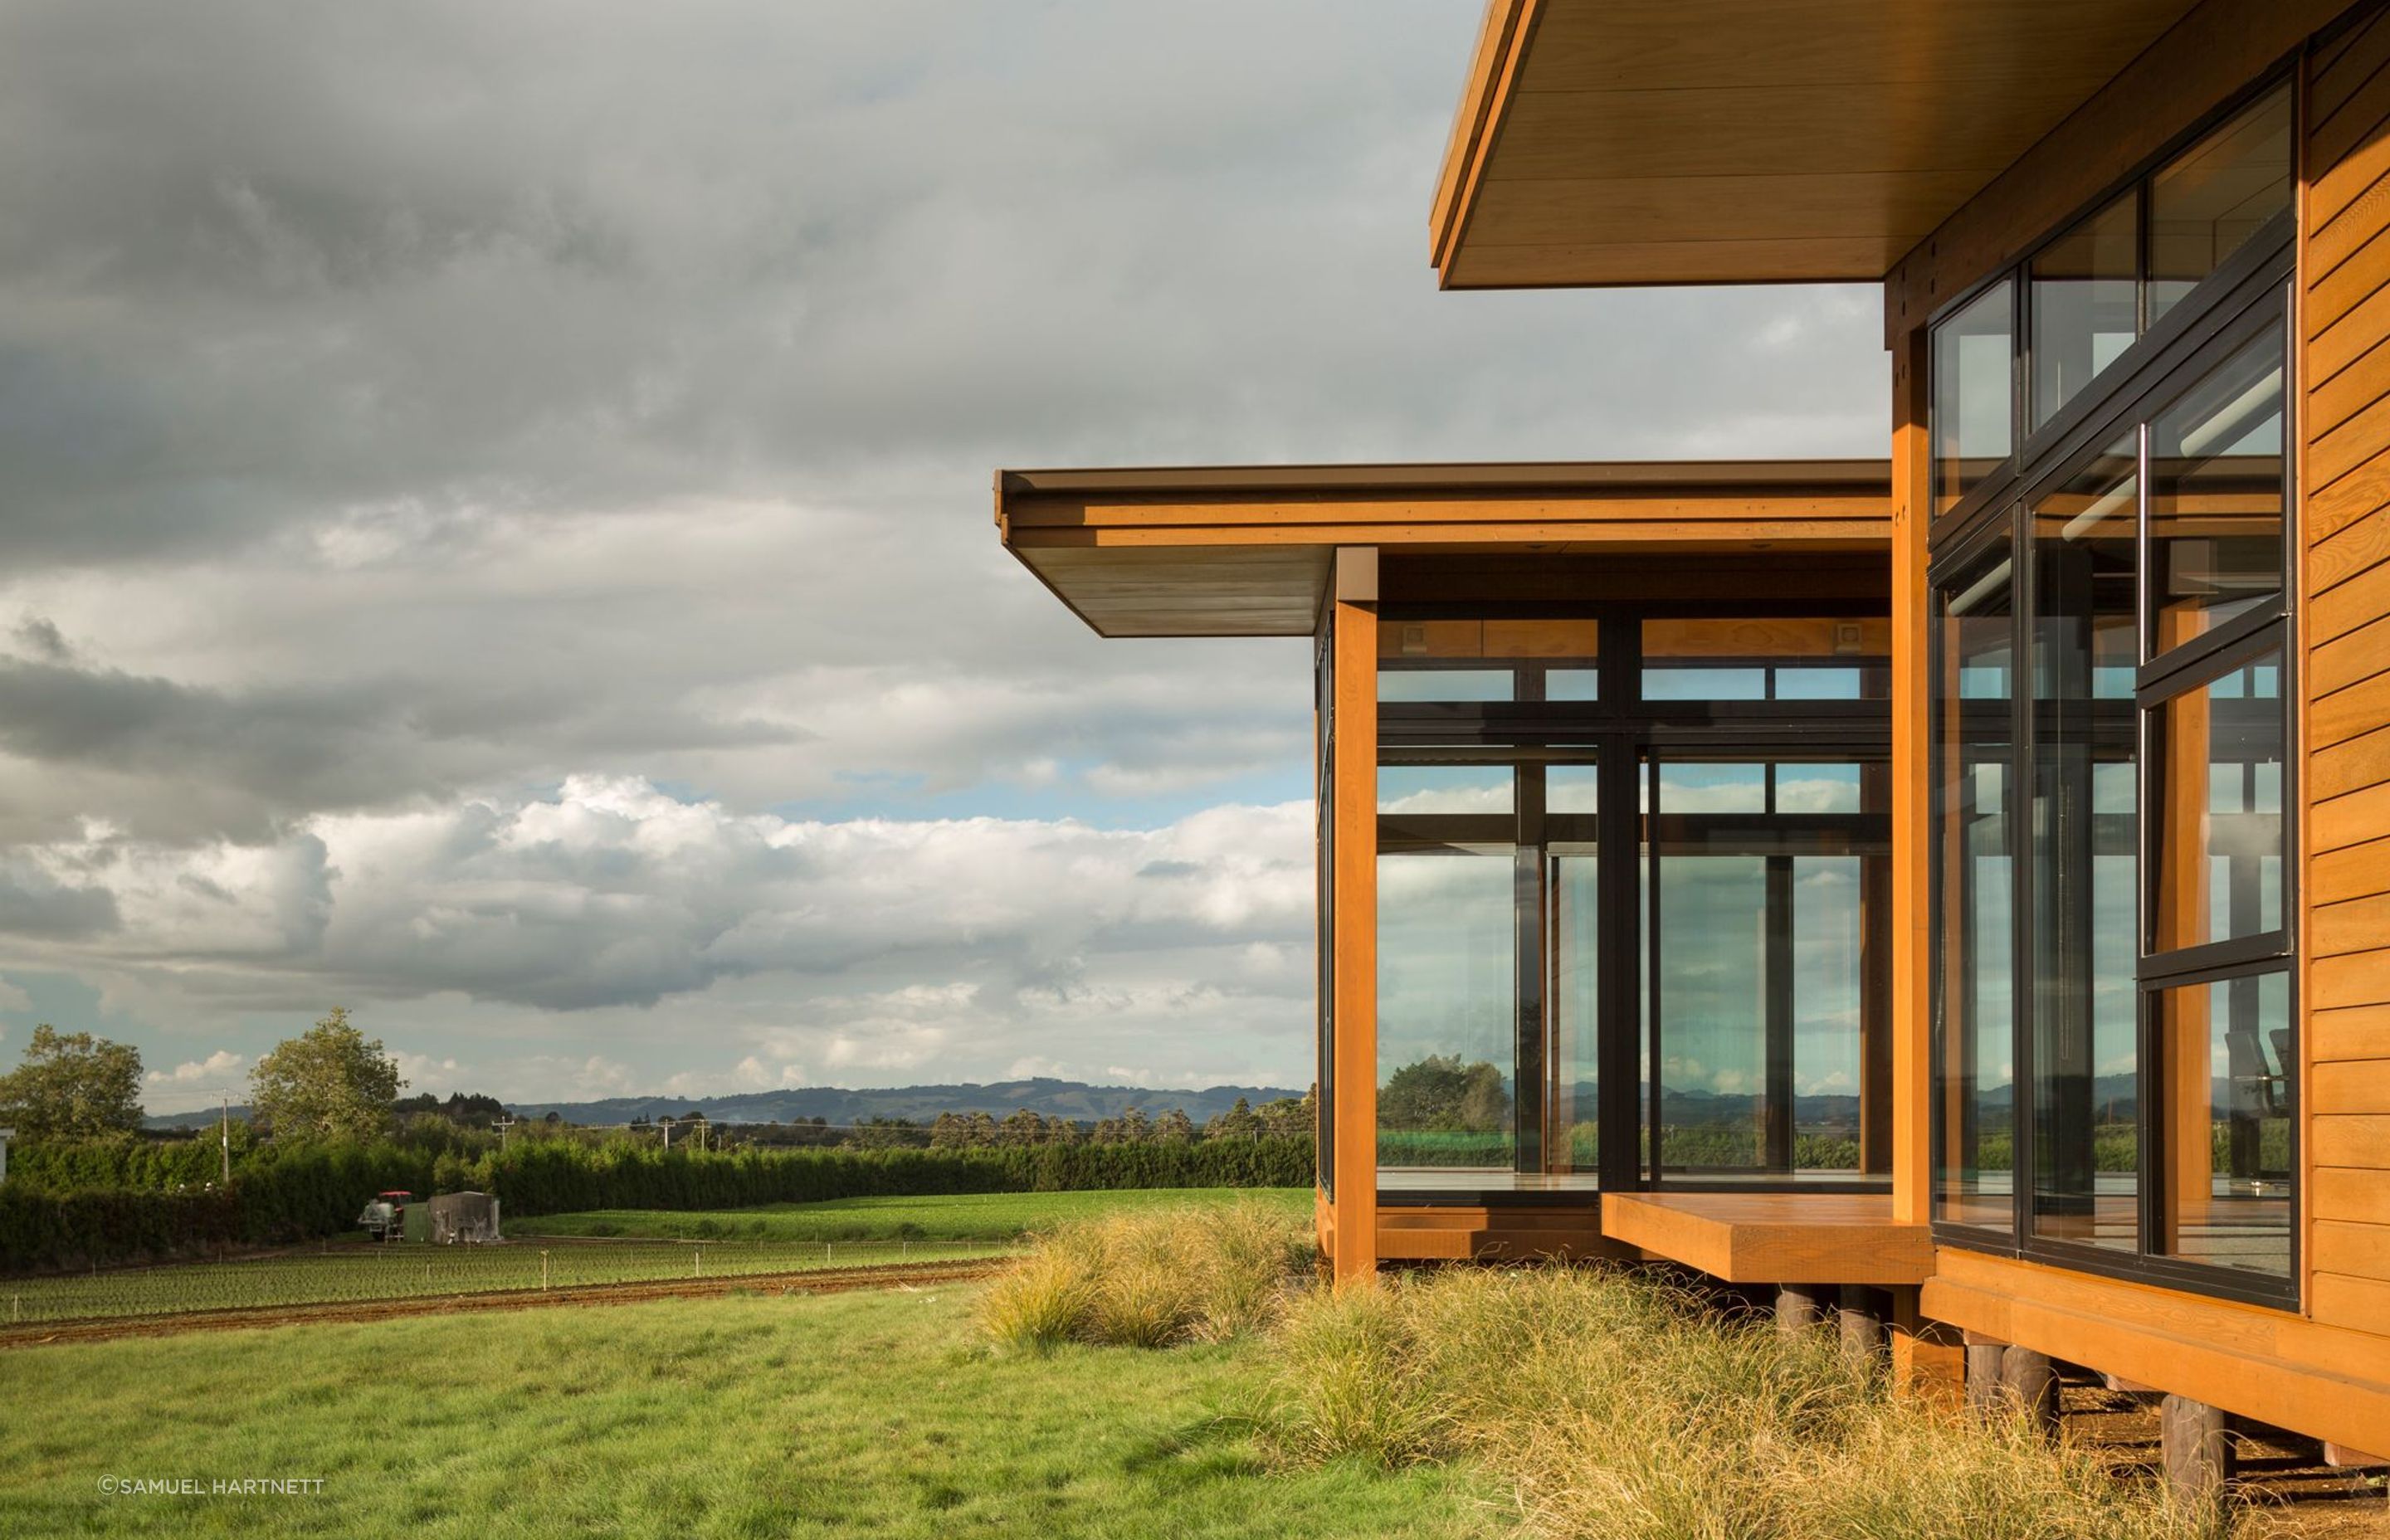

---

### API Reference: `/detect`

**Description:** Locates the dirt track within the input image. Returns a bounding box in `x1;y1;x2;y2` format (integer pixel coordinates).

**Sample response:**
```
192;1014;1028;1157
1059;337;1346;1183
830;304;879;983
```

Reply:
0;1258;1006;1348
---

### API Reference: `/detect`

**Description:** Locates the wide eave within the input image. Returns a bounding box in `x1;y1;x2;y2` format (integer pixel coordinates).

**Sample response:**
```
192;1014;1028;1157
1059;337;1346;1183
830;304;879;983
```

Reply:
996;460;1890;637
1430;0;2202;288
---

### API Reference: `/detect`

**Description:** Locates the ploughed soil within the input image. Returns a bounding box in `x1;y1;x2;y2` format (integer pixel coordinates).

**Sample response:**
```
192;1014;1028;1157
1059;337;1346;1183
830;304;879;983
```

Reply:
2061;1378;2390;1537
0;1257;1005;1349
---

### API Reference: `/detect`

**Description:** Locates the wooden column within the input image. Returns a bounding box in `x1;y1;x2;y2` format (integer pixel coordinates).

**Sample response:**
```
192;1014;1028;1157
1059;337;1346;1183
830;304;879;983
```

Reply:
2160;1394;2231;1504
1329;549;1380;1284
1889;322;1934;1226
1889;1287;1964;1408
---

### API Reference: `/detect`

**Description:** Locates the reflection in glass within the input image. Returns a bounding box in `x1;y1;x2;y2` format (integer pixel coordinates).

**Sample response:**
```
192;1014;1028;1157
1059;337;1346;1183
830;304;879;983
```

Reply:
2031;438;2140;1250
1549;851;1598;1178
2150;655;2284;954
2149;324;2285;653
1643;618;1890;701
1657;763;1767;814
2155;971;2292;1277
1378;764;1514;816
2033;188;2139;429
1778;764;1863;814
1546;764;1598;816
2151;85;2292;322
1380;669;1512;703
1378;850;1515;1183
1934;280;2014;514
1933;558;2017;1231
1656;852;1768;1171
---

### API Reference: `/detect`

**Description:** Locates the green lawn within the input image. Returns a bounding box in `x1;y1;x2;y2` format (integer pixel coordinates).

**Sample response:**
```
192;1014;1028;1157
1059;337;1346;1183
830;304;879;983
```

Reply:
0;1284;1501;1540
507;1187;1314;1243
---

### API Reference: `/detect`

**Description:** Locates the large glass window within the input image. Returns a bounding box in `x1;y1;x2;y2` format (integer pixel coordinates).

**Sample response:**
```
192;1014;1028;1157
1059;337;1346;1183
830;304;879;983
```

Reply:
1932;548;2017;1233
2032;189;2139;430
1933;280;2015;516
1366;605;1893;1199
1925;164;2296;1300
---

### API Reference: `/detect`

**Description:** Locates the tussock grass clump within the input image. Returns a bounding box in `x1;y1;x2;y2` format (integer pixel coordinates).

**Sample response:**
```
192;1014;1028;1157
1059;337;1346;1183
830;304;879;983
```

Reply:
980;1197;1310;1352
1267;1266;2232;1540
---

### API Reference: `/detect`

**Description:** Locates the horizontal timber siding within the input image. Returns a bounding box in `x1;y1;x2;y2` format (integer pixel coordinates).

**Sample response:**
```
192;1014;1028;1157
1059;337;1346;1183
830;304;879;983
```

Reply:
2305;2;2390;1336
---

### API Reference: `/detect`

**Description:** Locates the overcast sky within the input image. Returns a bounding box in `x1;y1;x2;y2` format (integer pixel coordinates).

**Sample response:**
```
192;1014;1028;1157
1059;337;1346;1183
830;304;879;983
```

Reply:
0;2;1886;1112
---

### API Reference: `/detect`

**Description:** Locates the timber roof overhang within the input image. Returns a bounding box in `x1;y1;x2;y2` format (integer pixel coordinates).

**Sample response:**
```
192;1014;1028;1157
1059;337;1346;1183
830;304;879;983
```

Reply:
995;459;1891;637
1430;0;2205;289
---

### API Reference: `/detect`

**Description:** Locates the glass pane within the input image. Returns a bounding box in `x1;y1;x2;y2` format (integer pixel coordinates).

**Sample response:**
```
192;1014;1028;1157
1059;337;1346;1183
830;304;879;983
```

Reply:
1380;669;1512;703
2150;653;2285;953
1378;764;1513;816
2154;971;2291;1278
1656;853;1769;1172
1378;850;1515;1182
1547;669;1601;700
2032;188;2139;429
1546;764;1599;816
1657;763;1767;814
1933;558;2016;1231
1549;851;1599;1179
2149;324;2285;654
1644;618;1890;701
2030;437;2140;1252
1792;855;1866;1172
1933;280;2014;515
2150;85;2292;323
1778;764;1864;814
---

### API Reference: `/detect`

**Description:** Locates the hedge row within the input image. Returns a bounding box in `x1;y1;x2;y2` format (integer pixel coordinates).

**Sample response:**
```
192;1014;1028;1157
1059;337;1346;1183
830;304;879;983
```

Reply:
1;1135;1315;1273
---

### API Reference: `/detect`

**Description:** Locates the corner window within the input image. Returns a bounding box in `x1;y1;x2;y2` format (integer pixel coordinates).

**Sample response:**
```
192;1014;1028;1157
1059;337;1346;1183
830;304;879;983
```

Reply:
1933;280;2014;517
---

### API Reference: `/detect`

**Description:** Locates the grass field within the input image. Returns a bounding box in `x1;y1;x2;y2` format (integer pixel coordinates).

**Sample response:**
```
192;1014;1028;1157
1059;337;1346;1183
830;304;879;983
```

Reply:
508;1187;1314;1243
0;1284;1501;1540
0;1238;1018;1326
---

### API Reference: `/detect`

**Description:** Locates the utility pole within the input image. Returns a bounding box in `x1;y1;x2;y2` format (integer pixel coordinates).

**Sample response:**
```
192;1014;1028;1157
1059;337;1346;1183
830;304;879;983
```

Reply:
661;1117;673;1152
492;1117;516;1151
217;1090;232;1187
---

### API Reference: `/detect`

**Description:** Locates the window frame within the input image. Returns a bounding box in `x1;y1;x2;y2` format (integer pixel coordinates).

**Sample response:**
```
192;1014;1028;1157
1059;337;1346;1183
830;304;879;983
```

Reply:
1922;130;2301;1306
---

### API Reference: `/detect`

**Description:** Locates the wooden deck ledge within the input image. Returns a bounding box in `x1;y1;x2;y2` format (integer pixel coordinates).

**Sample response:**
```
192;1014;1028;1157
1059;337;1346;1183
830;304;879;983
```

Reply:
1602;1192;1933;1286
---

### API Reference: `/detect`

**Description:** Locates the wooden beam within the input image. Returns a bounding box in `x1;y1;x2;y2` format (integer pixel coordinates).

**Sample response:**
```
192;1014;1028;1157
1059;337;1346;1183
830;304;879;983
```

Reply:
1889;322;1932;1226
1329;568;1379;1285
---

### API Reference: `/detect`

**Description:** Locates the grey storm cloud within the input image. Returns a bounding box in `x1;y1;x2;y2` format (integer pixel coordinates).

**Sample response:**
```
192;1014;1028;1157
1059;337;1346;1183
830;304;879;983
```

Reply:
0;1;1886;1100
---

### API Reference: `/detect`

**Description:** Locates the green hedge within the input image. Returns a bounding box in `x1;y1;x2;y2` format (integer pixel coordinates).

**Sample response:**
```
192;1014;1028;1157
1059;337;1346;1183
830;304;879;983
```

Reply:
0;1185;245;1272
0;1135;1315;1274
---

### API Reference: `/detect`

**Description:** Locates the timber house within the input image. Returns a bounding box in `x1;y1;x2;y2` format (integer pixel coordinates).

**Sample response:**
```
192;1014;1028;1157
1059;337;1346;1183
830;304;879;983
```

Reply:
996;0;2390;1470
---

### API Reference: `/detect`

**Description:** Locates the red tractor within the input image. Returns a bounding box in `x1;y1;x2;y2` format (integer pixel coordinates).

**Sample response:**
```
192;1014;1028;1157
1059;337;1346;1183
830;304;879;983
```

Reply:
358;1190;414;1243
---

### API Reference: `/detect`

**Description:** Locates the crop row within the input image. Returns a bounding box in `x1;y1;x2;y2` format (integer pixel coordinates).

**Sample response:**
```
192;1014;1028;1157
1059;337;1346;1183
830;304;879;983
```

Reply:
0;1239;1022;1326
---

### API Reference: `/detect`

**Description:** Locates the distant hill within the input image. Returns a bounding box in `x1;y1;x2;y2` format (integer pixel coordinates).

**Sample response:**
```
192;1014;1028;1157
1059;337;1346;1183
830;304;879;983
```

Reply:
143;1076;1305;1131
502;1078;1304;1127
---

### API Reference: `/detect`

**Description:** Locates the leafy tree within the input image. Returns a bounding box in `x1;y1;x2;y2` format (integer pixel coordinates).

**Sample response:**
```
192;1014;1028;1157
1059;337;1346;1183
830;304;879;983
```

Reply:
999;1108;1049;1146
1379;1055;1510;1133
1256;1090;1314;1140
0;1024;144;1137
1204;1096;1261;1141
246;1007;406;1142
1153;1108;1197;1145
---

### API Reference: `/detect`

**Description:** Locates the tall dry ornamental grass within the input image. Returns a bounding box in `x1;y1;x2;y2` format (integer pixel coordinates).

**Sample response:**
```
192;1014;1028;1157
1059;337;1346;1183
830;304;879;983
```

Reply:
979;1197;1311;1352
1266;1267;2236;1540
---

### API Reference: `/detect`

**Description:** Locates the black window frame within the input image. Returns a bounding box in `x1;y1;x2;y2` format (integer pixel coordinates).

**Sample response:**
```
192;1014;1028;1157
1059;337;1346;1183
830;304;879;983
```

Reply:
1923;72;2300;1309
1371;605;1895;1206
